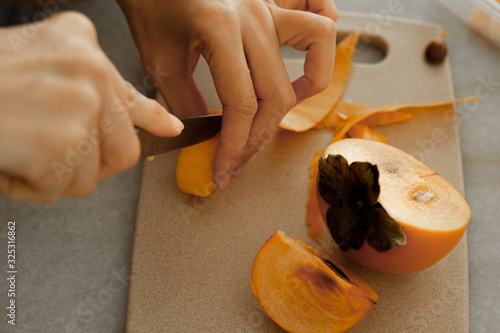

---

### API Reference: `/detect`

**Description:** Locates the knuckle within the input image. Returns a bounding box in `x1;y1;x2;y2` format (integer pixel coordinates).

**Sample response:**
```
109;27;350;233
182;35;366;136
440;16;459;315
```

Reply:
330;9;339;22
233;97;259;120
190;6;239;47
51;121;87;148
69;54;111;89
71;47;108;74
194;5;238;28
245;142;261;158
46;40;109;83
57;82;101;115
313;16;337;41
56;11;97;38
310;76;330;95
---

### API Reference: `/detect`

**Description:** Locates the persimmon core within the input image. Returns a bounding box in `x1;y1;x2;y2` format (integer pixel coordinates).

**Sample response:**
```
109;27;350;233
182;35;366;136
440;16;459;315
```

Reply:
412;189;435;203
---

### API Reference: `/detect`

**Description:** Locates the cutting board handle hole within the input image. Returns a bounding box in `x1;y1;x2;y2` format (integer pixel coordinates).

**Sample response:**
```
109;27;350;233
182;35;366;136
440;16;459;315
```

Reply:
281;31;388;65
339;31;388;65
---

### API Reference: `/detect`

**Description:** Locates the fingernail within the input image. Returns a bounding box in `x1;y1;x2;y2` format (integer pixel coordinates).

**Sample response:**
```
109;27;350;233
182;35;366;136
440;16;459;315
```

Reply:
169;113;184;131
217;173;231;190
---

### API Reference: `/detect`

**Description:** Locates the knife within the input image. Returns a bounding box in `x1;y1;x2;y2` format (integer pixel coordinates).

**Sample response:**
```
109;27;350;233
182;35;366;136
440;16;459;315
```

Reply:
139;114;222;158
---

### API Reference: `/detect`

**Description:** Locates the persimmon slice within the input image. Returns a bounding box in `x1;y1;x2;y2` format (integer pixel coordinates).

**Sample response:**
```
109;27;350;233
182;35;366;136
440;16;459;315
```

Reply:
316;139;471;273
176;134;220;197
279;32;360;132
251;230;377;333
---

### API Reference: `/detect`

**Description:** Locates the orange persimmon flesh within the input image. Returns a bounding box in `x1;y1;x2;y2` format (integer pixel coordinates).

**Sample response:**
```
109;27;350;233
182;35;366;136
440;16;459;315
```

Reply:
316;139;471;273
279;32;360;132
332;96;478;142
251;230;377;333
176;133;220;197
305;150;324;243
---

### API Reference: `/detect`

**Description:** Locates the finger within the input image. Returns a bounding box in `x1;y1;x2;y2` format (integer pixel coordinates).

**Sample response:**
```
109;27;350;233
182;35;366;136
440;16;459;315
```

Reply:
97;85;142;181
0;175;63;203
273;0;338;21
271;7;336;103
149;49;211;119
118;79;184;137
203;29;259;187
242;12;296;160
64;143;100;198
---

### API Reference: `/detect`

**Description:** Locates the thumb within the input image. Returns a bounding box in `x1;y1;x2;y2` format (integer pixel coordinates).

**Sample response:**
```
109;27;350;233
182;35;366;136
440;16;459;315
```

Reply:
121;81;184;137
270;7;336;103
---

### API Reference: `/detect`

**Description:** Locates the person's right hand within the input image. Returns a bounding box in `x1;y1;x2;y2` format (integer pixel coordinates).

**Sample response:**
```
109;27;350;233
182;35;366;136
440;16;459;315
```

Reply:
0;12;184;203
118;0;338;189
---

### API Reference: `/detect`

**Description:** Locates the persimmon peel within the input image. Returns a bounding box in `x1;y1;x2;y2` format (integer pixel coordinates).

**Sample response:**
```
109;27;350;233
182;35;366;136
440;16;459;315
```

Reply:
331;97;479;142
348;124;388;143
305;150;324;243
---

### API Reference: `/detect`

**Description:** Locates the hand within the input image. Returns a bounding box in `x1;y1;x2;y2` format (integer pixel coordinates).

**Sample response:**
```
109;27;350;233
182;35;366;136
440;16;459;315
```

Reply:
118;0;338;188
0;12;183;203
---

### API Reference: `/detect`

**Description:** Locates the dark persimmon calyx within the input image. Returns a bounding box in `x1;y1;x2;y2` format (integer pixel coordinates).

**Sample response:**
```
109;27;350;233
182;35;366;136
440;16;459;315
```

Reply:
318;154;407;252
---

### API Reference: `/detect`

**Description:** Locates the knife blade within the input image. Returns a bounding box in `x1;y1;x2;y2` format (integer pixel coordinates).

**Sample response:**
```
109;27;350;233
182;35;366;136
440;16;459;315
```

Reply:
139;114;222;158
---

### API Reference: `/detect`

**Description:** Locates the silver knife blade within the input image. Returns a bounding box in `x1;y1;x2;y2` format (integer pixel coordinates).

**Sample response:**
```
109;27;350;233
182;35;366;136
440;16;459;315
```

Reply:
139;114;222;158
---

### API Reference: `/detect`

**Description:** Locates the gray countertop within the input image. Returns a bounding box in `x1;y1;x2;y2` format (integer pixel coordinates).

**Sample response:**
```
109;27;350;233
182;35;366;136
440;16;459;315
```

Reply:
1;0;499;332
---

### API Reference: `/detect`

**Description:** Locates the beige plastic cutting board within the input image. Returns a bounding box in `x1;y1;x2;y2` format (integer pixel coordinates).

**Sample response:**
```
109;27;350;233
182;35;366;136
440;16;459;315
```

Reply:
127;12;469;333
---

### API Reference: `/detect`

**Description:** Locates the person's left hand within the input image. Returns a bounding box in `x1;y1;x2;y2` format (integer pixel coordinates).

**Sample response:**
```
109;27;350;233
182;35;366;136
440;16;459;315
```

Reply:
118;0;338;188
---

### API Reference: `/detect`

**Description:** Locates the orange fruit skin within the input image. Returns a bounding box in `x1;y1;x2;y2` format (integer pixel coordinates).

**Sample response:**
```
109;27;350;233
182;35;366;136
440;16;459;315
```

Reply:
315;139;470;274
316;195;467;274
347;224;467;274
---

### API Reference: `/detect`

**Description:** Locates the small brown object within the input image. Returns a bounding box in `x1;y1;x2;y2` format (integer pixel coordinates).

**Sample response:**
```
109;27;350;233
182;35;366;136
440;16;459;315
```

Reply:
425;32;448;64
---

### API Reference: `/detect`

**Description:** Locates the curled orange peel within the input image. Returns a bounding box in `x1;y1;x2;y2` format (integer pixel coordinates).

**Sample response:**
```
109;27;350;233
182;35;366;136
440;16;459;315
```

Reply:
348;124;388;143
331;97;479;143
314;102;370;129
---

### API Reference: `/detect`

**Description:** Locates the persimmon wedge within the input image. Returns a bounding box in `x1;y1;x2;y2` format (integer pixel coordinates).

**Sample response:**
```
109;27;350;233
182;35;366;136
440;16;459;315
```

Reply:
316;139;471;274
251;230;377;333
176;133;220;197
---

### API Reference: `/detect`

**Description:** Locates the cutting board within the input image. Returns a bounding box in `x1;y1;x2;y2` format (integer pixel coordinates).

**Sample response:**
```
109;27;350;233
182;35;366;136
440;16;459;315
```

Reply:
126;12;469;332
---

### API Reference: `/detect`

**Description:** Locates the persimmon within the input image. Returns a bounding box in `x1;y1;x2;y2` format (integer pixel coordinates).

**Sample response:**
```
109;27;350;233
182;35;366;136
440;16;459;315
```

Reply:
251;230;377;333
316;139;470;274
176;133;220;197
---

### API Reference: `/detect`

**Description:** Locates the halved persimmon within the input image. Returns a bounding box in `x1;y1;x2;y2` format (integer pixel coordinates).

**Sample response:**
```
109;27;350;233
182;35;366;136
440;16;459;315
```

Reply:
251;230;377;333
316;139;471;274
